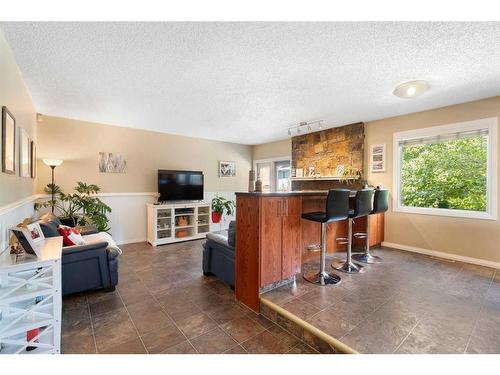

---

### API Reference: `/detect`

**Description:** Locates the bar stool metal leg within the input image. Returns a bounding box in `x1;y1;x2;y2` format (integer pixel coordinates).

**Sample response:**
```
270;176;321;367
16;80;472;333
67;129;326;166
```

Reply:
303;223;341;286
352;216;382;264
331;218;365;273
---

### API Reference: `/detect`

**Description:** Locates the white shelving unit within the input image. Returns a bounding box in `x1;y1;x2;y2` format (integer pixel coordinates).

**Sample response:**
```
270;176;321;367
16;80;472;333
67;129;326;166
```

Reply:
0;237;63;354
147;202;211;246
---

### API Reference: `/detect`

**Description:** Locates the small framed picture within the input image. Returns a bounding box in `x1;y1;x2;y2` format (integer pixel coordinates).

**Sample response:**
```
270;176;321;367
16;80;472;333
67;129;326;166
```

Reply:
370;144;386;173
308;166;315;177
2;106;16;175
26;223;45;244
219;161;236;177
9;227;41;257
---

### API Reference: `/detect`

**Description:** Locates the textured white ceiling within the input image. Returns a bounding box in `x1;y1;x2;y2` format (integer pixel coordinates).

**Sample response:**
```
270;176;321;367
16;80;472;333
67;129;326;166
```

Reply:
2;22;500;145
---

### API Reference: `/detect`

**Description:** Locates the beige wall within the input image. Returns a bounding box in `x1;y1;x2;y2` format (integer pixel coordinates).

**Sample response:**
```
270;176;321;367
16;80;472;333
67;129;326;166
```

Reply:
0;31;37;207
37;116;252;194
365;96;500;263
251;96;500;264
252;139;291;161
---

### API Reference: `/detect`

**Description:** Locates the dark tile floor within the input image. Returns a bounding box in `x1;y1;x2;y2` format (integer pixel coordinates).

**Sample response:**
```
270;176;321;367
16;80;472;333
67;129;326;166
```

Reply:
61;240;318;354
262;247;500;354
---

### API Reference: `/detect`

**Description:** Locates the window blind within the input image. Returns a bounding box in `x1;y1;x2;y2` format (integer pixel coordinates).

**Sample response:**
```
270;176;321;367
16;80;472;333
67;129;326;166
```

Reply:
399;128;489;147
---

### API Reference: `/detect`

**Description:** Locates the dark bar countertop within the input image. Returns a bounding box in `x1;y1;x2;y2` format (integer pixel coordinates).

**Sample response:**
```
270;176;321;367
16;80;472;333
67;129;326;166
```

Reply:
235;190;363;197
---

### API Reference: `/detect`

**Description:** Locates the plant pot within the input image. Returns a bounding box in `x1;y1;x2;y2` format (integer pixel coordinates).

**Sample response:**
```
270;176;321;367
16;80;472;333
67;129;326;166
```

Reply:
59;217;77;227
211;212;222;223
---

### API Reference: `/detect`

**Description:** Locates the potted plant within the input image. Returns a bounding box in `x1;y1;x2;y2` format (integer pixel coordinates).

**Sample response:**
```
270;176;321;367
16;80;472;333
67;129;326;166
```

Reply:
340;166;363;185
211;195;235;224
35;182;112;232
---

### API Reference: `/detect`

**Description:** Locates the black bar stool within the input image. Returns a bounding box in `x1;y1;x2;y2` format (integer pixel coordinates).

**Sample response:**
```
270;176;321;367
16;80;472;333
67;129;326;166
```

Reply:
332;189;374;274
302;189;351;286
352;189;389;264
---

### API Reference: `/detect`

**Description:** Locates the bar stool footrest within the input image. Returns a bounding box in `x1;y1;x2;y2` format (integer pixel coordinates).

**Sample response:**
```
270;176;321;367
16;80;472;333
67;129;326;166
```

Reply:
306;244;322;252
303;271;341;286
335;237;348;245
352;253;382;264
331;260;366;274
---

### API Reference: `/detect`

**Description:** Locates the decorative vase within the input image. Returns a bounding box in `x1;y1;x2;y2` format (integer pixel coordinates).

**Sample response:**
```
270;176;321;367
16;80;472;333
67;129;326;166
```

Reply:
255;178;263;192
211;212;222;223
248;170;256;192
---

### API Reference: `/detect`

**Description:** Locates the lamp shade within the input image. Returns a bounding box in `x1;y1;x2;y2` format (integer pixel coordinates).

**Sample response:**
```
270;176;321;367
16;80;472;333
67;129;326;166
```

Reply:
43;159;63;167
393;80;429;99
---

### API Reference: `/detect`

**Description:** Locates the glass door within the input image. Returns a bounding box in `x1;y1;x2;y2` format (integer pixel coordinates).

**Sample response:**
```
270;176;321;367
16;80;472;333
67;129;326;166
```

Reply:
275;160;291;191
256;162;273;192
255;159;291;192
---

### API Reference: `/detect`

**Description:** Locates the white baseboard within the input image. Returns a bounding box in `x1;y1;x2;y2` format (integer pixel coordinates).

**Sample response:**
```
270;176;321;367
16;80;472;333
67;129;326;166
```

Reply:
118;237;147;245
381;241;500;270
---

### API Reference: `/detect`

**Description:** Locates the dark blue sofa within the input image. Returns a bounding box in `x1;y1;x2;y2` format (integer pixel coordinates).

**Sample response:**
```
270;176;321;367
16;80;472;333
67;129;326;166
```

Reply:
37;213;120;296
202;221;236;288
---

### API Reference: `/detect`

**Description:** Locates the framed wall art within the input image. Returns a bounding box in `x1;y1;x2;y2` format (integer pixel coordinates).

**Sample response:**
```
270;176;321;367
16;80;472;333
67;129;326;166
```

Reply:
2;106;16;174
218;161;236;177
30;140;37;178
98;152;126;173
370;143;386;173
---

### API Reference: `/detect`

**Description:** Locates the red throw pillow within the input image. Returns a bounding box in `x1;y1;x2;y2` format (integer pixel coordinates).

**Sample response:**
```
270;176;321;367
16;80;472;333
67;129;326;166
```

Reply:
57;225;85;246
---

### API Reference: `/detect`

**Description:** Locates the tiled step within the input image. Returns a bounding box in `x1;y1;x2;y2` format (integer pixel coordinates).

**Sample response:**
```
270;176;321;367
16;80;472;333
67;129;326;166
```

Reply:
259;297;358;354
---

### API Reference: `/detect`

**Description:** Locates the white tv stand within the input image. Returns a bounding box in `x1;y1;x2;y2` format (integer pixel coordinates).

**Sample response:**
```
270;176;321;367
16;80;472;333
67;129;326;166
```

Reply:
147;202;211;246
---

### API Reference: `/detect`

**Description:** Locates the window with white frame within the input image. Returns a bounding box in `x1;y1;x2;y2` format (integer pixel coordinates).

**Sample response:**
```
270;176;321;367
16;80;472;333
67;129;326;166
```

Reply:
254;157;291;192
393;118;497;220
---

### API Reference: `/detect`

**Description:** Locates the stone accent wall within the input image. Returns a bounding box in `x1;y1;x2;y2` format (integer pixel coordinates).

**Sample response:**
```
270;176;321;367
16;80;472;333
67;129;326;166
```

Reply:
291;122;365;190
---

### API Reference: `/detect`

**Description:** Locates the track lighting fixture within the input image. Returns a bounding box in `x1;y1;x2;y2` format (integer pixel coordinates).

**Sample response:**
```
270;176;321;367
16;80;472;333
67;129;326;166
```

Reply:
287;120;324;137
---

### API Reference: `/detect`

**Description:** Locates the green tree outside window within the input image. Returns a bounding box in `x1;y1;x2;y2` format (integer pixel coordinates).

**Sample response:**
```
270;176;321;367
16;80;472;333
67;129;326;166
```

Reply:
401;136;487;212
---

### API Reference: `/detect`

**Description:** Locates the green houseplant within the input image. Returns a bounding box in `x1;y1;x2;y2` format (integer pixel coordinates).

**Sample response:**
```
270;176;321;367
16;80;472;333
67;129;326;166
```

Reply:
211;195;235;224
35;182;112;232
340;166;363;185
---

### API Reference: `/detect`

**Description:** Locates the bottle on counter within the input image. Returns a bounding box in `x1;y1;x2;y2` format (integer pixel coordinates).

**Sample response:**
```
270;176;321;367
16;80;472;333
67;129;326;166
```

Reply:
248;170;256;192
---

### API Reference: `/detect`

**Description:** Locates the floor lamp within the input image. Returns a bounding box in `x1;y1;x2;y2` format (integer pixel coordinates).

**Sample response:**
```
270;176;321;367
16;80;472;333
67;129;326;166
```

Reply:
43;159;63;213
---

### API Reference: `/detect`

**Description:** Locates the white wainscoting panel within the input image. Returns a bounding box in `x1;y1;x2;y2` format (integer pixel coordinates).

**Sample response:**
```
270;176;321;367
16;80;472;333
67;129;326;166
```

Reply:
99;193;156;245
24;191;237;245
0;196;37;254
96;191;237;244
204;191;236;233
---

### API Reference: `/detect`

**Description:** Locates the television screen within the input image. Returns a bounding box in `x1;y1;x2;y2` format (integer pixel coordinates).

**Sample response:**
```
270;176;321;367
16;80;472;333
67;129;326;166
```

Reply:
158;170;204;201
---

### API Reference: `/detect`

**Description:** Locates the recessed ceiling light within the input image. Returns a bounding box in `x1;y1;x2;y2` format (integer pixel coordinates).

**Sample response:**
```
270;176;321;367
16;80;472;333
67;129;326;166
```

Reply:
393;80;429;99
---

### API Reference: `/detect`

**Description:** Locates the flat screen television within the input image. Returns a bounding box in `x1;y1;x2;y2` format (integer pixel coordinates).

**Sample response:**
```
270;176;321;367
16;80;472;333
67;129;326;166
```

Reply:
158;170;204;201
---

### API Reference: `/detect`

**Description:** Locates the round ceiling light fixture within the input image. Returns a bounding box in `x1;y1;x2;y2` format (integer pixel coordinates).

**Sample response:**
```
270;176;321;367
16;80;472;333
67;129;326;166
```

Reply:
393;80;429;99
